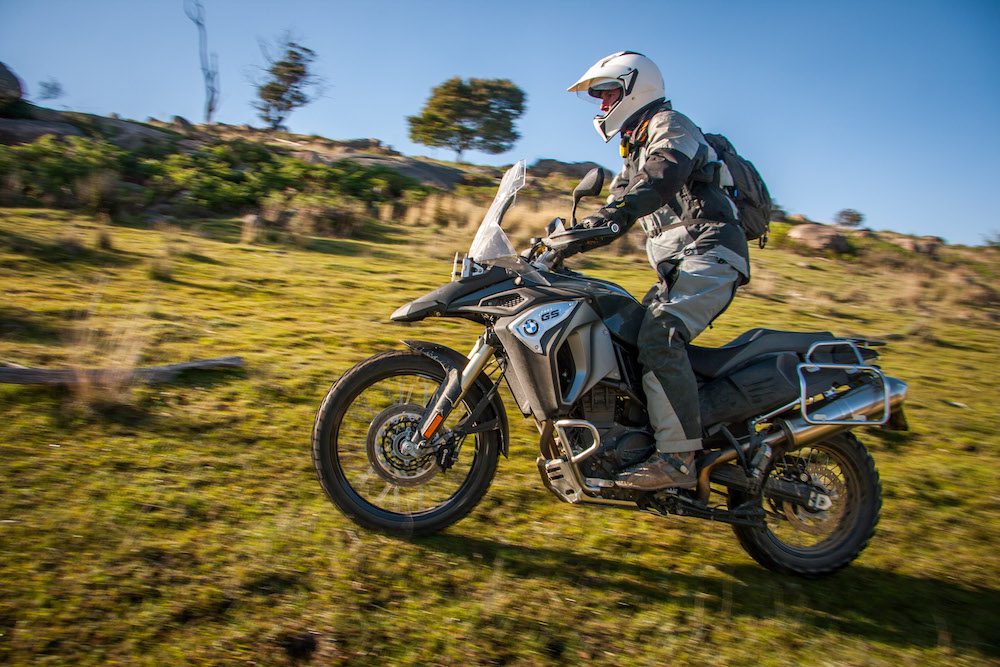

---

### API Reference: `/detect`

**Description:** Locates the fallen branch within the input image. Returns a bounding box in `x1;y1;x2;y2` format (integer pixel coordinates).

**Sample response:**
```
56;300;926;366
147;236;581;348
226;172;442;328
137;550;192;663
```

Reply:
0;356;245;386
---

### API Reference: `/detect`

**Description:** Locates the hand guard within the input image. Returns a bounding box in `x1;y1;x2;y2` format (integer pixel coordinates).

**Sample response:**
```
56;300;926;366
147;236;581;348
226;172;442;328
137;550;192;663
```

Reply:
572;202;630;234
574;215;607;230
550;200;634;259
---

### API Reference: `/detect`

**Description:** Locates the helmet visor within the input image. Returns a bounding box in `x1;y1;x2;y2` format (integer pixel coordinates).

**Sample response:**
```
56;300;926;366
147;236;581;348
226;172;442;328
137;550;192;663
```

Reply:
576;79;623;103
578;80;624;118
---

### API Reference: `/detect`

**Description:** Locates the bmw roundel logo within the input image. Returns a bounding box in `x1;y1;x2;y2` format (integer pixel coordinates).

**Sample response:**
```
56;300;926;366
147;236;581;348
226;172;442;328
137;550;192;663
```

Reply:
521;319;539;335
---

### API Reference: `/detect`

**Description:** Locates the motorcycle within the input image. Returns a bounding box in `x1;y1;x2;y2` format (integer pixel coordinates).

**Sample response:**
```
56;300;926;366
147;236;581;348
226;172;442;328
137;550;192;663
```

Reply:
312;161;909;577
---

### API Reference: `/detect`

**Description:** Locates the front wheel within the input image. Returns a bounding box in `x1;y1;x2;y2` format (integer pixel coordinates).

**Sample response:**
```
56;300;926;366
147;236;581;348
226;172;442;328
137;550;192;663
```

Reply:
729;432;882;577
312;350;500;536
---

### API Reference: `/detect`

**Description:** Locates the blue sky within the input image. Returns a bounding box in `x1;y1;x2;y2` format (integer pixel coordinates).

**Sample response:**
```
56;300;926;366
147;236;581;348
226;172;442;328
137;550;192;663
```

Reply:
2;0;999;244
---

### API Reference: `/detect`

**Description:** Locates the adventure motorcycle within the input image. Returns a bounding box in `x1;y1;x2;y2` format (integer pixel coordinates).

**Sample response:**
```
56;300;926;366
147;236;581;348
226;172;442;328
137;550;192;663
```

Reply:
312;162;909;577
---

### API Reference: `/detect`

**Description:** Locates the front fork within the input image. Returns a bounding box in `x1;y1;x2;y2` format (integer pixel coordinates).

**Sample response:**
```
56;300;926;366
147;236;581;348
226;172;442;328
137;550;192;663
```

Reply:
405;334;495;452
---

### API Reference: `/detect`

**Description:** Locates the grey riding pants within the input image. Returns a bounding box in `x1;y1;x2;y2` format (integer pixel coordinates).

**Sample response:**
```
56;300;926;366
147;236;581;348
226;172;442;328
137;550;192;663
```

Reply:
637;253;740;453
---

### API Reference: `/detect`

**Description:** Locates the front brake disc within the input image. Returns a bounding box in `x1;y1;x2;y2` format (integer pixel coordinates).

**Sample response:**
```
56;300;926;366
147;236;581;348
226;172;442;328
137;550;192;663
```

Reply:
365;403;439;487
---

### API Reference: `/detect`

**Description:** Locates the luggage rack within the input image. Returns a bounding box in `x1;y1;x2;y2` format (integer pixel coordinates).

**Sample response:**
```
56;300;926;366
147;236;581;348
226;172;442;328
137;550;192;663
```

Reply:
795;339;891;426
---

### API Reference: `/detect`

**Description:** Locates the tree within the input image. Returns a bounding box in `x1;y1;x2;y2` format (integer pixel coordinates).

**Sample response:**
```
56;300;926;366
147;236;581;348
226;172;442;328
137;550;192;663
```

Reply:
835;208;864;227
37;78;64;102
184;0;220;124
408;77;526;162
253;34;321;131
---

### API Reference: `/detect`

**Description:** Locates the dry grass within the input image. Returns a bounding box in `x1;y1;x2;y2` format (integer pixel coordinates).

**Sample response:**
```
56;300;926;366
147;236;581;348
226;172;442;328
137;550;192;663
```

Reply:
741;265;782;302
887;272;931;311
66;295;152;411
240;214;260;244
1;208;998;666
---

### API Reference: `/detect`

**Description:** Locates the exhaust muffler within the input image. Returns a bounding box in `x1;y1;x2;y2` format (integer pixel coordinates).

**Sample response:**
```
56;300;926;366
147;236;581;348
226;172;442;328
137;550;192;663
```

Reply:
767;376;908;449
698;377;907;502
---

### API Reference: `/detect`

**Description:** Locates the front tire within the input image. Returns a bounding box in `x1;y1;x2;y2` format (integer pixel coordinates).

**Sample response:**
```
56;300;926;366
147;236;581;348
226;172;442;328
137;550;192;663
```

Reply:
729;432;881;577
312;350;500;536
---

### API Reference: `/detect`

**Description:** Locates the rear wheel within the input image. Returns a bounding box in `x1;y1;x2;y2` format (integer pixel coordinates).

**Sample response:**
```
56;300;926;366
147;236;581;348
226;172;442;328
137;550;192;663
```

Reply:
312;350;500;536
729;432;881;577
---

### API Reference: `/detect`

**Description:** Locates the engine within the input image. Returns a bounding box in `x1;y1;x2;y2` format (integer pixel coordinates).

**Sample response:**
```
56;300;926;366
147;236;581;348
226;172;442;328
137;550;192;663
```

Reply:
570;384;655;479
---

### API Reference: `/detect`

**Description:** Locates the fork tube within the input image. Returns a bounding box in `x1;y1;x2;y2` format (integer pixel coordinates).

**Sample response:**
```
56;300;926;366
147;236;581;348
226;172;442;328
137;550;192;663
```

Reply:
414;334;495;444
458;335;494;401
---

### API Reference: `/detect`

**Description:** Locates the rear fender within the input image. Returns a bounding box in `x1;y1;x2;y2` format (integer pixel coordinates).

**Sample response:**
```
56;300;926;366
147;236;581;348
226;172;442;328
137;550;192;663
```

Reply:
402;339;509;457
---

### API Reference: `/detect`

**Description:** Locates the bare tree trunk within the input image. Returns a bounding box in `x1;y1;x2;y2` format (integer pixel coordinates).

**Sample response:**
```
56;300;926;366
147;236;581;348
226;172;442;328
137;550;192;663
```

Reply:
184;0;220;124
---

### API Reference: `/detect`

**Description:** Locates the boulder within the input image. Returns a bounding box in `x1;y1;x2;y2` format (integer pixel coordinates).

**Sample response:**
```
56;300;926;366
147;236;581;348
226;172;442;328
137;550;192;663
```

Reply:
22;102;65;123
0;62;23;108
0;118;83;144
342;154;465;189
59;112;173;150
530;158;610;180
785;213;816;224
171;115;195;133
96;116;173;150
886;235;943;257
292;150;324;164
787;223;852;253
338;138;382;151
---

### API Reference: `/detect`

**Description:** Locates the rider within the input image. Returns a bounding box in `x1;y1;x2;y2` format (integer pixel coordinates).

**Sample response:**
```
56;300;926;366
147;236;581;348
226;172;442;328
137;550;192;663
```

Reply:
563;51;751;491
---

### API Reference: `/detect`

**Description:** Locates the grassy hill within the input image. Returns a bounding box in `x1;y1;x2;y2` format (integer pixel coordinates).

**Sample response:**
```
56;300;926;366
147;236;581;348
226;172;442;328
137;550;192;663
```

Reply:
0;204;997;665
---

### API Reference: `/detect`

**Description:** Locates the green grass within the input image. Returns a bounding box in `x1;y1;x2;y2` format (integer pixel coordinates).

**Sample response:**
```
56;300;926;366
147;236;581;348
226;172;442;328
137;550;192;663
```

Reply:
0;208;997;665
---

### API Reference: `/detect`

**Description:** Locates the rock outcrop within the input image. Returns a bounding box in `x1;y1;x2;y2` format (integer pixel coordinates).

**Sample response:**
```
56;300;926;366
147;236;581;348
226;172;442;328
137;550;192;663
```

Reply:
79;114;172;150
787;223;852;253
341;154;465;189
884;235;944;257
530;159;610;180
0;119;83;144
0;62;22;109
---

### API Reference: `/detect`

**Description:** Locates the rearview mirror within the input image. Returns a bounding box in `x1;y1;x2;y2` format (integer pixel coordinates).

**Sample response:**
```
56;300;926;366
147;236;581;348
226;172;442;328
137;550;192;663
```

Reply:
571;168;605;225
573;168;605;201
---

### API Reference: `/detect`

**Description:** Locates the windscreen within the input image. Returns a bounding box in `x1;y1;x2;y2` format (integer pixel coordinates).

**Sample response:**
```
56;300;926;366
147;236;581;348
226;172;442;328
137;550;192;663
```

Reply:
468;160;524;264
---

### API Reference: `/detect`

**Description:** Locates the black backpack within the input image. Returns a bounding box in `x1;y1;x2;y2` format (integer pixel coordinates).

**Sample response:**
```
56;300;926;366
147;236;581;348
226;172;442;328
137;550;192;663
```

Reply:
704;133;772;247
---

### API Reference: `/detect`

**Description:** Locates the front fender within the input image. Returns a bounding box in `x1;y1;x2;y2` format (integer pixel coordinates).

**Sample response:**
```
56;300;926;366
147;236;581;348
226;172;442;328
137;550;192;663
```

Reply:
402;339;509;458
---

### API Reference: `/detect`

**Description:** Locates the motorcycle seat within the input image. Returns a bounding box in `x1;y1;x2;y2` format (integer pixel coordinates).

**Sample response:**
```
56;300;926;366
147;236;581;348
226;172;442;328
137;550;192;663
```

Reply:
687;328;835;379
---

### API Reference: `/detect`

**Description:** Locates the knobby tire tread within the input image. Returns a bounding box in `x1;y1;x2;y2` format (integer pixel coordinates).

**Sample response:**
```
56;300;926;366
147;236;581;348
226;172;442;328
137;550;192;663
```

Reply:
312;350;499;537
730;432;882;578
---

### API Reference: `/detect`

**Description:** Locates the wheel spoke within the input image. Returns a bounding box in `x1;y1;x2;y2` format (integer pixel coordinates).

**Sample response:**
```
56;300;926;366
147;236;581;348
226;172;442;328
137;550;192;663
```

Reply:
765;443;853;549
331;367;482;517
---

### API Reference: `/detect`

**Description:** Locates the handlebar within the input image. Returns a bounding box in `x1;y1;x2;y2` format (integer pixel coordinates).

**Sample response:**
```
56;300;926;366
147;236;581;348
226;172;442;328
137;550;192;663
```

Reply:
521;220;621;272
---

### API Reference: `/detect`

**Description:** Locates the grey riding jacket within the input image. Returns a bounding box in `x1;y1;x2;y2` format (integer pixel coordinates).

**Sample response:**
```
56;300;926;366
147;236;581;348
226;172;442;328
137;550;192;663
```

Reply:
598;100;751;282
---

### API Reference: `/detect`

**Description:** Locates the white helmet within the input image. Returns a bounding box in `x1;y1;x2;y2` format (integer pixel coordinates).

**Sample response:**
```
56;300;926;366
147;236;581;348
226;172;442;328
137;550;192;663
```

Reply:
567;51;665;143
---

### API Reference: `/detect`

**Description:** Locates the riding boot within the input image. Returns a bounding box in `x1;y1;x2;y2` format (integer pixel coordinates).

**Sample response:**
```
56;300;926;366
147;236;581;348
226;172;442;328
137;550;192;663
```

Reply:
615;450;697;490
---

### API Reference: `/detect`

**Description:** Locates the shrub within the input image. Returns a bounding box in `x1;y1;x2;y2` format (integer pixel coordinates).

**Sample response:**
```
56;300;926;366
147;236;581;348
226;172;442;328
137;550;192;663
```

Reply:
148;259;174;282
0;135;125;206
0;134;426;241
287;191;368;238
95;229;115;251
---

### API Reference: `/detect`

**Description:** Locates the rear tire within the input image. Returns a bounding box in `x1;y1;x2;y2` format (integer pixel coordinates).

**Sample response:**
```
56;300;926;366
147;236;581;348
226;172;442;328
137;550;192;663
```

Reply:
729;432;881;577
312;350;500;536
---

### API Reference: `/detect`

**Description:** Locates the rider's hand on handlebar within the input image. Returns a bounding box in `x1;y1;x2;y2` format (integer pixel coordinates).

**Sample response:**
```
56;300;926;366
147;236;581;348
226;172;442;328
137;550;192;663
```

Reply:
572;215;607;231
